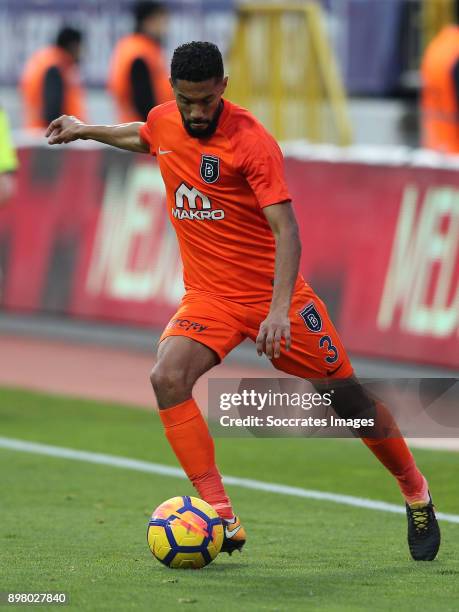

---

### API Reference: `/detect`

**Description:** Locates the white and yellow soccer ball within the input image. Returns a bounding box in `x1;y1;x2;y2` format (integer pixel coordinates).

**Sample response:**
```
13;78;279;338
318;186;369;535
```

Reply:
147;496;224;569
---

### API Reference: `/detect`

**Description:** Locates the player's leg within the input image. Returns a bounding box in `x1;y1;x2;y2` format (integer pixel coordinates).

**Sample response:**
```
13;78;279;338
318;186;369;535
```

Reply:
151;335;234;514
312;375;440;560
313;375;429;505
263;287;429;501
152;335;218;407
150;296;248;553
249;284;440;559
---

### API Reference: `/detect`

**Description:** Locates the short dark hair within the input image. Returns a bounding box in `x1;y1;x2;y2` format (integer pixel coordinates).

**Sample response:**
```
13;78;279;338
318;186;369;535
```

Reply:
133;1;166;30
56;26;82;49
171;41;224;83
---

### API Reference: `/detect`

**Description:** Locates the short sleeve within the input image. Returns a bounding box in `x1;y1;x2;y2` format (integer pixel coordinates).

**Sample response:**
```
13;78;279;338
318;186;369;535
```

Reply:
237;129;291;208
139;107;157;156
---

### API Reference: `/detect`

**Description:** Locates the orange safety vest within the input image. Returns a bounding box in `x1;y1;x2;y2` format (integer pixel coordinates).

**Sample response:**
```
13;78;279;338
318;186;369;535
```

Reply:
20;46;86;130
108;33;173;123
421;25;459;153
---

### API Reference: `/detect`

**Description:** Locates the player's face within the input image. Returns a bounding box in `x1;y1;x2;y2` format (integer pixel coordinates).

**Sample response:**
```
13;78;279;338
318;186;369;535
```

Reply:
172;77;228;138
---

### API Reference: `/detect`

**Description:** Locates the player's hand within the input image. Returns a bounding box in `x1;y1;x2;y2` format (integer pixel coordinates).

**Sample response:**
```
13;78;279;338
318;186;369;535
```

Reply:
256;311;291;359
45;115;86;145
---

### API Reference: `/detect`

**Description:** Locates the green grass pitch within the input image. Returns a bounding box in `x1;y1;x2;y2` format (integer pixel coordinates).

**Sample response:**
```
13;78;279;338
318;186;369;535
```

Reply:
1;387;458;611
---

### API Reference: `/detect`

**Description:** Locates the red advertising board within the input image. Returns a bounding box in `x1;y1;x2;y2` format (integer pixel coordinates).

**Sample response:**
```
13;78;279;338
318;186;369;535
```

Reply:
284;159;458;369
0;145;457;369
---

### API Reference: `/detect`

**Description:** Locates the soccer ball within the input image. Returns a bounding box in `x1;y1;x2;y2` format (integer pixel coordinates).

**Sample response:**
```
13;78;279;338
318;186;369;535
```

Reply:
147;496;224;569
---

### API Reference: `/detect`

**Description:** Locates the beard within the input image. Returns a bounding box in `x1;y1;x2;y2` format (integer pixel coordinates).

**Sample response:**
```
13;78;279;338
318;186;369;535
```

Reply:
182;101;223;138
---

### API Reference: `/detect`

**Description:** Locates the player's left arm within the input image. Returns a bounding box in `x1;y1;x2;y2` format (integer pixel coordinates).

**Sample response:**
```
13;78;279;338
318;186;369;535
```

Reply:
256;201;302;359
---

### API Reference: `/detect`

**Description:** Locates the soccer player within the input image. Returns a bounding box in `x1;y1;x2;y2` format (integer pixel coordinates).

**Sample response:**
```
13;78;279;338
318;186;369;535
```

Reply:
45;42;440;561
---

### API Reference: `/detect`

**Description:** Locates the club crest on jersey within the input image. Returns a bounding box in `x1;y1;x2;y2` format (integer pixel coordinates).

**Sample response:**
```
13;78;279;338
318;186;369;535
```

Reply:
200;154;220;184
299;302;322;333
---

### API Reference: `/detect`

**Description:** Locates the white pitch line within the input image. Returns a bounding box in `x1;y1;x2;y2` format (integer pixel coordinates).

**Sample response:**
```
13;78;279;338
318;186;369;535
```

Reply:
1;436;459;525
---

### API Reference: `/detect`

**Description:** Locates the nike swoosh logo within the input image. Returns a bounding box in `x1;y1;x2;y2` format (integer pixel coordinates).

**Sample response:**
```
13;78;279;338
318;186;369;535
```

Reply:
225;524;241;538
158;147;173;155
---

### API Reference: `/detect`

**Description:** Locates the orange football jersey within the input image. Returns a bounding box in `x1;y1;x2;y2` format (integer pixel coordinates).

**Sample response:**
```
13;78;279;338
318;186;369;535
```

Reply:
139;99;301;303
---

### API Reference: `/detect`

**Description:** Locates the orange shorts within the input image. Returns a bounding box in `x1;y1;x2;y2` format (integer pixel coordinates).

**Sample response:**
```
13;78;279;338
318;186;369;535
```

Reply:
160;282;353;379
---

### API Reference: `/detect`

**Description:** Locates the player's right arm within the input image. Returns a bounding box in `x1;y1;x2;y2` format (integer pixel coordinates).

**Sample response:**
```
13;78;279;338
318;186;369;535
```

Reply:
45;115;150;153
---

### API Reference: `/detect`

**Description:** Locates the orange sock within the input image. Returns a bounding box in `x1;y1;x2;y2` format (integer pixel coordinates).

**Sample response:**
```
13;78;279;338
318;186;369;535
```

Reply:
159;398;234;520
362;436;428;505
361;401;429;505
331;389;429;505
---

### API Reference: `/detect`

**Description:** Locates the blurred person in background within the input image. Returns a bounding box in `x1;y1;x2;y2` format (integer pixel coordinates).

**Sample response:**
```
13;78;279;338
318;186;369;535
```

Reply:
421;0;459;153
20;26;86;130
0;107;17;205
108;1;173;122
